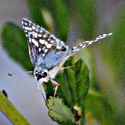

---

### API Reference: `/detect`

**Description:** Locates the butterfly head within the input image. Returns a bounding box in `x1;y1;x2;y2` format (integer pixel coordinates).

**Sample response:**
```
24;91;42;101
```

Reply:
34;66;49;83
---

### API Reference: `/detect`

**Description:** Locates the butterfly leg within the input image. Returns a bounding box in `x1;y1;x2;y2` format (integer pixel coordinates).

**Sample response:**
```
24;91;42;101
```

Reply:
60;65;74;72
50;79;59;97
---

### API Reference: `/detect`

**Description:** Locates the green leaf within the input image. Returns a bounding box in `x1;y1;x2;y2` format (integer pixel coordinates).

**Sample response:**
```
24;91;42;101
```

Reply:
86;90;115;125
99;9;125;124
108;10;125;83
45;0;69;41
1;22;33;70
66;0;97;39
78;0;97;39
0;92;30;125
58;57;89;105
26;0;46;28
79;47;96;85
45;57;89;125
47;97;75;124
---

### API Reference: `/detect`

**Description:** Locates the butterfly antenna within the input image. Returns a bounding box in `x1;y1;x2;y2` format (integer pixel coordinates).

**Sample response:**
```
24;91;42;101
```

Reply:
8;71;33;77
70;33;112;55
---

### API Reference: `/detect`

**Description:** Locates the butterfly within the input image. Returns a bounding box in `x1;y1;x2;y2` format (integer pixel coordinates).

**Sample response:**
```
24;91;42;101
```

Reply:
22;18;112;97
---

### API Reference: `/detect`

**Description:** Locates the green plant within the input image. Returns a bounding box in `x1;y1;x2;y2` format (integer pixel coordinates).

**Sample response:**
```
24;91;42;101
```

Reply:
1;0;124;125
0;92;30;125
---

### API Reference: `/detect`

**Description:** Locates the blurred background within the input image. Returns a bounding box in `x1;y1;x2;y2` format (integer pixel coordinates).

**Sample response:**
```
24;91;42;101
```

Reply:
0;0;125;125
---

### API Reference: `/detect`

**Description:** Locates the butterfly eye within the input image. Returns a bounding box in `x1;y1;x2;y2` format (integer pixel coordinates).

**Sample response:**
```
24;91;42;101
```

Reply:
61;47;66;51
35;73;42;80
42;72;47;78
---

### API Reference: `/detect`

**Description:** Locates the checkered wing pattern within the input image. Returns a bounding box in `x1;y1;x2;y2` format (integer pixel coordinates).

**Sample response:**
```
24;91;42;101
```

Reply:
22;18;66;66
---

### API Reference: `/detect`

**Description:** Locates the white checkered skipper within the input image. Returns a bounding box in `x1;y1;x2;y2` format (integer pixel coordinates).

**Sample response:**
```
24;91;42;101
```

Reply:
22;18;112;96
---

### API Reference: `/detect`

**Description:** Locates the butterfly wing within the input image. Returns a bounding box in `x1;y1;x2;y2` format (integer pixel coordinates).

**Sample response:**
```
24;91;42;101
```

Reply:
22;18;67;66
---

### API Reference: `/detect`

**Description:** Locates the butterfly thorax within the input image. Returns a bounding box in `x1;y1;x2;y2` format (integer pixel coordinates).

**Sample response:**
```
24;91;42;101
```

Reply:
48;55;69;79
35;50;69;82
